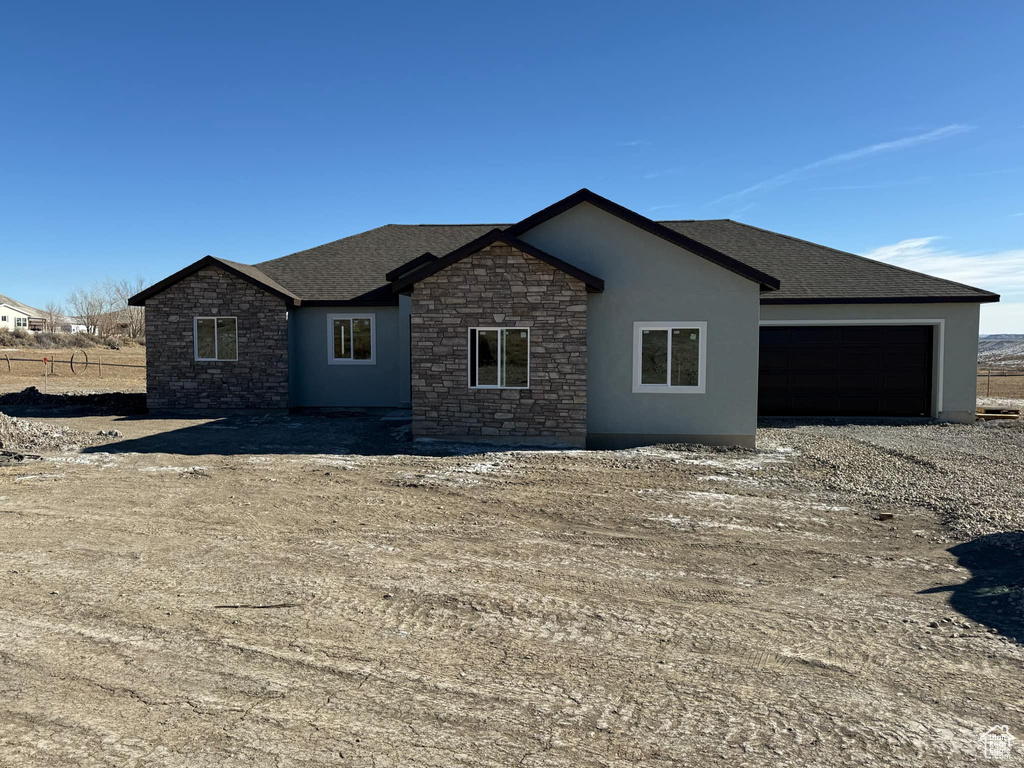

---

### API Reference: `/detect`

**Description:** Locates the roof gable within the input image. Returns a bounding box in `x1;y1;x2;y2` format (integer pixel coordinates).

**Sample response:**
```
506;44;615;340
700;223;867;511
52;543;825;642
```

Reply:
129;256;301;306
505;189;781;291
390;229;604;293
0;294;44;318
132;190;998;307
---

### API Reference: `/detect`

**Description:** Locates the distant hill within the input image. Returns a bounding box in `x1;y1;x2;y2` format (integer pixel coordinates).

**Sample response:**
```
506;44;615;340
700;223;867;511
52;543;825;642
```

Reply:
979;334;1024;366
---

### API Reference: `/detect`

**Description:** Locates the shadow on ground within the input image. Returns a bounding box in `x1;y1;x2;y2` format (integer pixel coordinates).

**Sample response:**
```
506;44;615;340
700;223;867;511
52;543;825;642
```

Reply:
920;532;1024;643
0;387;146;415
79;411;569;458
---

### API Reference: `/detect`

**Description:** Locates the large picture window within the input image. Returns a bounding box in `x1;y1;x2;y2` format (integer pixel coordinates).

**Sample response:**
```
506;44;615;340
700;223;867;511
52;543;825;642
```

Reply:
468;327;530;389
194;317;238;361
632;321;706;393
328;313;375;364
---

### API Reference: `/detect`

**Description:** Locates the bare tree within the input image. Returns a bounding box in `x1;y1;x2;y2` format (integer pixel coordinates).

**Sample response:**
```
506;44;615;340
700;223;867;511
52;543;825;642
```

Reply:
42;301;64;333
66;285;109;336
108;277;146;339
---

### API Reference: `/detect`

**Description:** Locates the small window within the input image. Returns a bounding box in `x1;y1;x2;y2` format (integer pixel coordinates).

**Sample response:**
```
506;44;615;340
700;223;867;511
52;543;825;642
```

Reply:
633;322;706;393
1;316;7;322
468;327;530;388
194;317;238;361
328;314;375;364
14;317;28;328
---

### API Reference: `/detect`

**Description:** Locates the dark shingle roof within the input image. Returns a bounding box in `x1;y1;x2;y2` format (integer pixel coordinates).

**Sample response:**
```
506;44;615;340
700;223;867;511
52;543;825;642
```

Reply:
252;219;997;305
660;220;998;304
256;224;502;303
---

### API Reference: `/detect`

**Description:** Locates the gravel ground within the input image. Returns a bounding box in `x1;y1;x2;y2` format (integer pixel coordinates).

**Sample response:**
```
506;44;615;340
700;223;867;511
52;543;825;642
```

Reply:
0;410;1022;766
758;419;1024;547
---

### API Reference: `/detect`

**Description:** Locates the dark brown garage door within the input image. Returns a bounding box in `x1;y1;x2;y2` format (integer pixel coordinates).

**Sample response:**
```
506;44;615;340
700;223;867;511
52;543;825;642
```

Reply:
759;325;933;417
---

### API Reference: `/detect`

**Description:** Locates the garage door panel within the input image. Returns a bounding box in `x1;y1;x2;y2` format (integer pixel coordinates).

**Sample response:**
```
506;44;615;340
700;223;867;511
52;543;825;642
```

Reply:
759;325;933;417
839;351;876;369
837;372;882;390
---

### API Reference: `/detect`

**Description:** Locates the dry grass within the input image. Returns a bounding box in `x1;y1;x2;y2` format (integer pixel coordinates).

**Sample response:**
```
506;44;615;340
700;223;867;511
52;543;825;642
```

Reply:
977;370;1024;401
0;347;146;394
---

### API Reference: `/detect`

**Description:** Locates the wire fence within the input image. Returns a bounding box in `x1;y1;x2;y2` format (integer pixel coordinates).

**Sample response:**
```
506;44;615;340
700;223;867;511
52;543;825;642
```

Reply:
1;351;146;377
978;367;1024;397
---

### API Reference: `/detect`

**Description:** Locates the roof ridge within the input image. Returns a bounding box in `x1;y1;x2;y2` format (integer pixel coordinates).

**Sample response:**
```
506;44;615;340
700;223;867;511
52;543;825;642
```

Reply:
722;220;999;298
656;218;731;223
401;223;510;228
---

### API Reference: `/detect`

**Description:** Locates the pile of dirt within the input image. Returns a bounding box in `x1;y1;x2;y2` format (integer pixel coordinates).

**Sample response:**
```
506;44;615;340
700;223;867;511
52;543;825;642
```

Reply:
0;412;108;454
0;387;146;414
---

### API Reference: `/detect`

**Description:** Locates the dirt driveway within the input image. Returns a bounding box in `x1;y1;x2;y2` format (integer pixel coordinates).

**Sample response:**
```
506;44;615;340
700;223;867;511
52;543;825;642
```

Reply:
1;408;1022;767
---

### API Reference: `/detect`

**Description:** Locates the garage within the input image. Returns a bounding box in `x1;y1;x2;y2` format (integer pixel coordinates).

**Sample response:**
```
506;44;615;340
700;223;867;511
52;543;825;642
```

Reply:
758;325;934;417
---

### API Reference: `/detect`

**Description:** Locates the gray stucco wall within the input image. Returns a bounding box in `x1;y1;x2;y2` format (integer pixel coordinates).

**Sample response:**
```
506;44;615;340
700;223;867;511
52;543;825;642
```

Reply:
519;202;762;448
760;302;981;422
288;304;404;408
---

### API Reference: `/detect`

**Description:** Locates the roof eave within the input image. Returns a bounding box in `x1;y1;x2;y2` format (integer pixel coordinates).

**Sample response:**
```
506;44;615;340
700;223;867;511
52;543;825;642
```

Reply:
760;294;1000;305
391;229;605;293
505;188;781;291
129;256;301;307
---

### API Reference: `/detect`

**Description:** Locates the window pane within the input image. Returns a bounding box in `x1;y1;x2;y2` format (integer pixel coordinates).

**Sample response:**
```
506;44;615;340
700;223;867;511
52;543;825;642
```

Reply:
501;329;529;387
352;318;372;360
196;318;216;359
640;329;668;385
477;330;498;386
217;318;237;360
671;328;700;386
333;319;351;359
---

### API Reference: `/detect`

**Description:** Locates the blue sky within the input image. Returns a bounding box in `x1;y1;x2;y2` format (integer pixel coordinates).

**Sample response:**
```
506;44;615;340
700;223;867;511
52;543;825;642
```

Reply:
2;1;1022;332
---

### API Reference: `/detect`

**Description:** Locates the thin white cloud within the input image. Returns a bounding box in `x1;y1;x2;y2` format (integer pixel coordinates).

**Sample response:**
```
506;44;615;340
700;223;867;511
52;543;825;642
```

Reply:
643;167;685;180
617;139;650;147
711;124;974;204
864;236;1024;333
812;176;933;191
1010;212;1024;218
863;236;1024;292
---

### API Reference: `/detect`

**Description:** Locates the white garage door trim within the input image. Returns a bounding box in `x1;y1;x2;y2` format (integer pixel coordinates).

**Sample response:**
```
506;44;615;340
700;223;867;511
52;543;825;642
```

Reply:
758;318;946;416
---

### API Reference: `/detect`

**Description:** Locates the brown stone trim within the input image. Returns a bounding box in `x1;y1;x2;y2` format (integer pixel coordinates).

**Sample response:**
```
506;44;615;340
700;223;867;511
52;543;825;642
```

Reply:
391;230;604;294
130;256;300;307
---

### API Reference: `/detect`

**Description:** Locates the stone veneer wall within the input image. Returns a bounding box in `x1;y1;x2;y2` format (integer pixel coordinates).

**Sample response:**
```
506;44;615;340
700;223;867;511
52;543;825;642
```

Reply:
144;266;289;409
410;242;588;443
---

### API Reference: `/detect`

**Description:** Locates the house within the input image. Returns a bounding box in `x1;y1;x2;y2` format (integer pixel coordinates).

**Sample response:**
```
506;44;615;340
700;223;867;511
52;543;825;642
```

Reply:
0;293;44;332
129;189;998;448
60;318;90;334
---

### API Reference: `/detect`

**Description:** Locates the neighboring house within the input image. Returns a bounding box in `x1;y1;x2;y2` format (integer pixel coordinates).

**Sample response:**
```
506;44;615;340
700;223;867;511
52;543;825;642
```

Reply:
0;293;44;332
60;317;90;334
130;189;998;448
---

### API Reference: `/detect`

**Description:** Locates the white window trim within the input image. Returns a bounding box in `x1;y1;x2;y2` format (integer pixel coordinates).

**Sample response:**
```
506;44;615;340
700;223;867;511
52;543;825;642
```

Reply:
632;321;707;394
327;313;376;365
14;317;28;328
467;327;531;390
193;316;238;362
